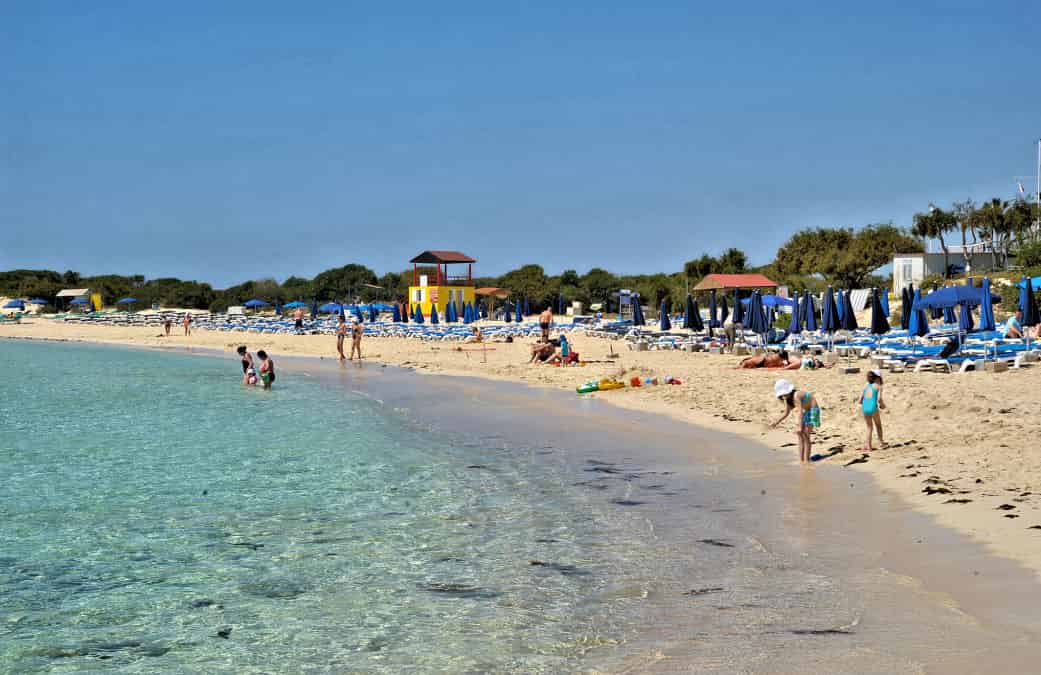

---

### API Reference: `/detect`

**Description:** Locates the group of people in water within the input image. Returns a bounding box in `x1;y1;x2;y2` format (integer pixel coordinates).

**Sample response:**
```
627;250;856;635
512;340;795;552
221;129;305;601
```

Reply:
236;346;275;389
335;314;364;361
770;369;885;463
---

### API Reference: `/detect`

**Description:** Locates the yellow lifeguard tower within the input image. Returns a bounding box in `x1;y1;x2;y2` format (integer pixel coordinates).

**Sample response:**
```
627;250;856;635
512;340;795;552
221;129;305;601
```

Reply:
409;250;476;317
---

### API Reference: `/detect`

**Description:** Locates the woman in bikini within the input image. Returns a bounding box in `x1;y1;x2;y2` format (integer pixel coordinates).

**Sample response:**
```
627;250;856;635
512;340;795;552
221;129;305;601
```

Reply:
257;350;275;389
770;379;820;463
237;346;256;385
336;315;347;361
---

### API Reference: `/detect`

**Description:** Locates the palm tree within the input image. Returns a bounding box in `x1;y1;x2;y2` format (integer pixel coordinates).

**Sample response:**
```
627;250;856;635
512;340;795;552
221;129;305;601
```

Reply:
912;205;956;277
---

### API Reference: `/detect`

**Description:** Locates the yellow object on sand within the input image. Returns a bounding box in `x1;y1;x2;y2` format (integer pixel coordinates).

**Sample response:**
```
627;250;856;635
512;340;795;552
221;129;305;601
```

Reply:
597;378;625;391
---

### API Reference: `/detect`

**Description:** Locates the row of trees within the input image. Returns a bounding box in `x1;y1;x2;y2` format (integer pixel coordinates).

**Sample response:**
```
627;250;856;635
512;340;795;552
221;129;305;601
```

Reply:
912;198;1041;274
5;215;981;313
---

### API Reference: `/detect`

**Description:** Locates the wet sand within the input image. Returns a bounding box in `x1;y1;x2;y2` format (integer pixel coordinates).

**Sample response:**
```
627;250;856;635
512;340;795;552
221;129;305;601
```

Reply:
4;318;1041;587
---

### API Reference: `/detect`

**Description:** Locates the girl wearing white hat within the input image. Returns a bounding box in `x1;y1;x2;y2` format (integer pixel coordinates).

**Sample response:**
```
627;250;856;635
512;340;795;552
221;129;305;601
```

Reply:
771;379;820;463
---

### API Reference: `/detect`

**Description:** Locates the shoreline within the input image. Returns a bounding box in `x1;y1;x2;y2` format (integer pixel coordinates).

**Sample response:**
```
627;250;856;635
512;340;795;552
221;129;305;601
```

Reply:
4;319;1041;584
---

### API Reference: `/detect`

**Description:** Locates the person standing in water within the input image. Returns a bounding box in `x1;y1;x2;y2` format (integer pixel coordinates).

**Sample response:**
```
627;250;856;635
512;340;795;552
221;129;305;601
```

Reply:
859;369;886;451
183;313;192;336
770;379;820;463
336;314;347;361
350;318;363;360
257;350;275;389
237;345;256;385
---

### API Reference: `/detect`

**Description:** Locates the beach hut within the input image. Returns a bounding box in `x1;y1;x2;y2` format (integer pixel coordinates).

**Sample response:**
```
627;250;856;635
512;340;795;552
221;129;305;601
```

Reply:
408;250;476;321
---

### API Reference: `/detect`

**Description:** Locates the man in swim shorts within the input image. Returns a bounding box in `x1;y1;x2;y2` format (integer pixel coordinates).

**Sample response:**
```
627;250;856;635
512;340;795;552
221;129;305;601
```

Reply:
539;307;553;342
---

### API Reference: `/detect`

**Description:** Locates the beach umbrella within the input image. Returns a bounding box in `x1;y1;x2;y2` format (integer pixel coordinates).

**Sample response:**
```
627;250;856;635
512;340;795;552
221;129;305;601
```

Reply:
275;301;283;316
908;288;929;337
4;299;25;309
821;286;838;333
943;299;957;324
429;304;439;325
869;288;890;335
116;297;137;305
788;291;802;335
462;302;471;324
958;303;974;332
311;299;319;320
523;297;531;316
928;285;942;320
708;289;719;328
69;298;89;305
369;304;378;323
879;289;890;317
558;294;566;315
835;289;846;323
1020;277;1040;327
840;289;858;331
244;299;269;308
413;305;424;324
747;291;768;337
514;299;523;323
900;286;911;330
683;294;696;330
731;289;744;325
352;304;363;322
979;278;996;332
283;300;306;309
659;298;671;331
392;303;402;322
803;292;818;332
690;298;704;331
632;295;646;326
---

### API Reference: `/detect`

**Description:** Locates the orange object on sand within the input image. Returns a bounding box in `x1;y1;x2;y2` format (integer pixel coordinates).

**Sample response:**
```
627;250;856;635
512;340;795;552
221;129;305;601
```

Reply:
629;376;642;387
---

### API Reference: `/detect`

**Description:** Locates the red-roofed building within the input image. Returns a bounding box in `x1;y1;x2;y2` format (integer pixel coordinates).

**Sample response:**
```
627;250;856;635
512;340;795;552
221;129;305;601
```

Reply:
408;250;477;317
691;273;777;292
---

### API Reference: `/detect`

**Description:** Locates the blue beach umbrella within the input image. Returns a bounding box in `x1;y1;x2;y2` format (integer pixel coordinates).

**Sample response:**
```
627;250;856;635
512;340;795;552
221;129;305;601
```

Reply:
243;299;269;308
840;289;858;331
879;289;890;317
869;288;890;335
821;287;838;333
900;286;912;330
958;303;974;332
942;297;957;324
747;291;769;337
116;297;137;305
369;304;378;323
731;288;744;325
429;304;439;324
462;302;471;324
835;290;846;323
275;301;283;316
523;297;531;316
708;289;719;328
908;288;929;337
788;291;802;335
283;300;307;309
558;294;566;315
353;304;363;322
311;299;319;320
803;292;818;332
413;305;424;324
690;297;704;331
69;298;89;306
719;295;729;326
979;278;996;332
1020;277;1040;328
4;299;25;309
632;295;646;326
659;299;671;331
514;299;523;323
392;303;402;322
928;284;943;320
683;294;696;330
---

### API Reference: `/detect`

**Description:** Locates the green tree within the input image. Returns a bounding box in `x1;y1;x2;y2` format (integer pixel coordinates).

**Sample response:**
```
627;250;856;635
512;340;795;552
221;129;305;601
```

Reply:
776;224;921;288
312;264;378;301
581;268;617;310
911;205;956;277
500;264;551;308
717;247;747;274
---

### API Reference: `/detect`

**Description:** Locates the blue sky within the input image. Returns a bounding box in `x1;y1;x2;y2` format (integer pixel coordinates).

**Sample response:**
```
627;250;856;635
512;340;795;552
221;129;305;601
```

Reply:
2;2;1038;287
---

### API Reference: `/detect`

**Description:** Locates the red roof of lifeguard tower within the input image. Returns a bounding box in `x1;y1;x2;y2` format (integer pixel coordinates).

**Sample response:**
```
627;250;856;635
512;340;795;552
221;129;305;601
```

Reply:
410;250;476;264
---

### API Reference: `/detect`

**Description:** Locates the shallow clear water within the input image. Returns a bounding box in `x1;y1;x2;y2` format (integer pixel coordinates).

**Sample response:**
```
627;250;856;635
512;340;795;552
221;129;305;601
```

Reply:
3;340;1041;674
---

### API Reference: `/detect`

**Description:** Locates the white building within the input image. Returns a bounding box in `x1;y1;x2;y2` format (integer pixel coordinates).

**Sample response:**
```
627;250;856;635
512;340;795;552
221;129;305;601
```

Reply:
891;250;1001;293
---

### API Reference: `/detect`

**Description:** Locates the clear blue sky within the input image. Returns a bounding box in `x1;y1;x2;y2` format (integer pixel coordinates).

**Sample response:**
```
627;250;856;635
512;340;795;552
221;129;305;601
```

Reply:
2;2;1038;287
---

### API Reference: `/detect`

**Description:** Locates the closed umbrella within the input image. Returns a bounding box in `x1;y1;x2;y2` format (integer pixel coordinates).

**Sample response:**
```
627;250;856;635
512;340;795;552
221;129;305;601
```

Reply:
979;278;996;332
836;289;846;323
869;288;890;335
929;284;943;320
392;303;402;322
683;294;696;330
900;286;912;330
821;286;838;333
690;298;704;331
429;304;439;325
731;289;744;325
558;294;566;315
1020;277;1039;352
958;303;974;332
708;290;719;328
514;299;523;323
413;305;424;324
803;292;818;332
879;289;890;317
943;297;957;325
524;297;531;316
311;299;319;320
788;291;802;335
908;288;928;337
660;299;671;331
840;289;859;331
719;295;729;326
369;304;378;323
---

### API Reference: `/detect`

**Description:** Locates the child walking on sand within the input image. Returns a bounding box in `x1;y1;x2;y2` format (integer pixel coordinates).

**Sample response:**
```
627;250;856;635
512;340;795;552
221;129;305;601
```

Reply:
770;379;820;463
859;369;885;451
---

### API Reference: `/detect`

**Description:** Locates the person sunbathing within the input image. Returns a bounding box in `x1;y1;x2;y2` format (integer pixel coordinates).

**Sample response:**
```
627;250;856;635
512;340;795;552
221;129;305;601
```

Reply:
739;350;791;369
463;327;483;343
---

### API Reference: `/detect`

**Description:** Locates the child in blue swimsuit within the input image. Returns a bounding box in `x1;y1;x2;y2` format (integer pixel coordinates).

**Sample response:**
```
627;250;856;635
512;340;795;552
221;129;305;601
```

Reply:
859;369;885;451
771;379;821;463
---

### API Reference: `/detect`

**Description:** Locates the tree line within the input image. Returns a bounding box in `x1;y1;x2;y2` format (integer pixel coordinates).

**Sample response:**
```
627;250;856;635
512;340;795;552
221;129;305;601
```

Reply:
17;211;1033;313
911;198;1041;273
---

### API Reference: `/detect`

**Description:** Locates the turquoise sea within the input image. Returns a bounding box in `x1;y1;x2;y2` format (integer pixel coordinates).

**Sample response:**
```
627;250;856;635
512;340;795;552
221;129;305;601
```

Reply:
3;339;1041;673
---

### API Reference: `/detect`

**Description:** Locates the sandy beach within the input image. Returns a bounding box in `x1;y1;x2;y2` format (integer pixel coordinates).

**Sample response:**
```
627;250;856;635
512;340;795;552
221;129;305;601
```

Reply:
5;317;1041;582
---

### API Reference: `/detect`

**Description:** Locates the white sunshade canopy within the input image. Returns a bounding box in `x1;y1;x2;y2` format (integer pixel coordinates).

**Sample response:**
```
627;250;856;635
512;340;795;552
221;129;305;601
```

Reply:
56;288;89;297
